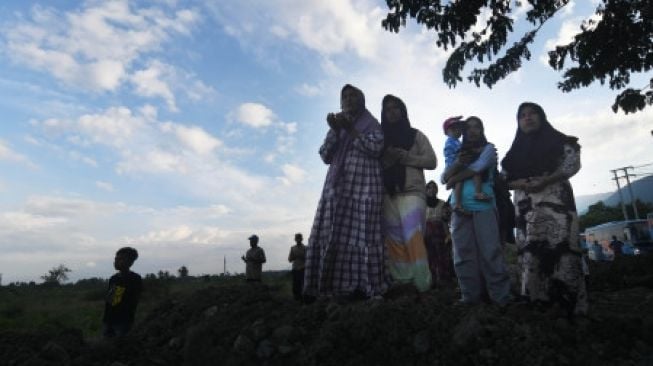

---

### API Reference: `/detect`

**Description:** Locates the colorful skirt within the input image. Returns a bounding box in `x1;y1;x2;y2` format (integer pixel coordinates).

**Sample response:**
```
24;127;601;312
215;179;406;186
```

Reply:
383;194;432;292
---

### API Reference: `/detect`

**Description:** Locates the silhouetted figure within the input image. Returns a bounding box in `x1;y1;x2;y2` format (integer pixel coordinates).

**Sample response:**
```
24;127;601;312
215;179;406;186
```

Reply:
609;235;624;258
288;233;306;301
423;181;455;287
103;247;142;338
242;235;266;282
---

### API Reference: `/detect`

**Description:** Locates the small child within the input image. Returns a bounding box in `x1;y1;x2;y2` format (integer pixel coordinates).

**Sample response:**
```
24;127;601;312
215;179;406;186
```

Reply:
103;247;142;338
442;117;490;212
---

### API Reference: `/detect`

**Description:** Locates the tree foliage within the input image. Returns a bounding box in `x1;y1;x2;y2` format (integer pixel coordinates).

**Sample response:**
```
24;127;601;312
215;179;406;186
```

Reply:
579;200;653;231
382;0;653;114
40;264;72;285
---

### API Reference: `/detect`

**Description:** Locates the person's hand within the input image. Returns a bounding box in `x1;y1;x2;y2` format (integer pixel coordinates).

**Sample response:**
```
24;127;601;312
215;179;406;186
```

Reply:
509;179;529;191
386;147;407;161
340;113;354;131
327;113;340;130
524;177;548;193
241;255;246;262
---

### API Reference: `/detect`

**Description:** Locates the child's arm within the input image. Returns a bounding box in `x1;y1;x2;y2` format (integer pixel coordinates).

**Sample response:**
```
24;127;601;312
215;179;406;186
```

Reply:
446;144;497;189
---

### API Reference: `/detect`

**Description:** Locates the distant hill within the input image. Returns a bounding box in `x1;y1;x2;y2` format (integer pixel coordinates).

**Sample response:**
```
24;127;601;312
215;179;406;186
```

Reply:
575;175;653;214
575;192;612;214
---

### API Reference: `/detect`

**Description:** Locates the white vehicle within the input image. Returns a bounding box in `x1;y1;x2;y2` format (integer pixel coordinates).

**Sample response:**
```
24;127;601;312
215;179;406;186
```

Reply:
583;220;653;260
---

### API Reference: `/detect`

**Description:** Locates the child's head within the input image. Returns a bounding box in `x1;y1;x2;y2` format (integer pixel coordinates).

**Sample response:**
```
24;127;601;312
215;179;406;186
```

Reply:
443;116;464;138
114;247;138;272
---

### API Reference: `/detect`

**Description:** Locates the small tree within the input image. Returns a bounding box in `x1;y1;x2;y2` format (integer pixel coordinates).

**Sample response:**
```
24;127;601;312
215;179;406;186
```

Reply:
157;270;173;280
178;265;189;278
41;264;72;285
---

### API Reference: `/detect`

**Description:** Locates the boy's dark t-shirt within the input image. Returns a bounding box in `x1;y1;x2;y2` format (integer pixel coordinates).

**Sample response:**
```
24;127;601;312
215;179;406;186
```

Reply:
103;271;142;325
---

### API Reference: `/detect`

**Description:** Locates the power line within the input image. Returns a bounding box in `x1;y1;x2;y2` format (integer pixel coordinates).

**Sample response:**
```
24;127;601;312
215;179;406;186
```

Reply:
632;162;653;169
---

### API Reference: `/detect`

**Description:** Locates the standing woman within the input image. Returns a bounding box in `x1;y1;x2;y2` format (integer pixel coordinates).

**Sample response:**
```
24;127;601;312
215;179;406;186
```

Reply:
501;102;587;315
423;181;455;287
381;95;437;292
304;84;388;299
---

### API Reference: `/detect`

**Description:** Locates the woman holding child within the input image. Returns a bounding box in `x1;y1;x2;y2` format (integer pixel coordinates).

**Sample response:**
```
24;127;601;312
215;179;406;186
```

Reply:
442;117;511;305
501;102;587;315
380;95;437;292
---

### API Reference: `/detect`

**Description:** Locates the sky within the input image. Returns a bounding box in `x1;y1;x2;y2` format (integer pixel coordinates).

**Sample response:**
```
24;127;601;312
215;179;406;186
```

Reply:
0;0;651;284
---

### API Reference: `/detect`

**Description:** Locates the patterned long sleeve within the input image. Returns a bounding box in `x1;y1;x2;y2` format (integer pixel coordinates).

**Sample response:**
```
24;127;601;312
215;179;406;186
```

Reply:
351;129;384;158
319;129;340;164
554;143;581;179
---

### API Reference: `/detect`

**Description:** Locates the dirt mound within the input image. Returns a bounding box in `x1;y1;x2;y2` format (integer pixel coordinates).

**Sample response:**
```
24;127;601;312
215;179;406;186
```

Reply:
4;256;653;366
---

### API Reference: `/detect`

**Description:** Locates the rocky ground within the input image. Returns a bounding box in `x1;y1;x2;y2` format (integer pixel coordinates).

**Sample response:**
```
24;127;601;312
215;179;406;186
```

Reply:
3;255;653;366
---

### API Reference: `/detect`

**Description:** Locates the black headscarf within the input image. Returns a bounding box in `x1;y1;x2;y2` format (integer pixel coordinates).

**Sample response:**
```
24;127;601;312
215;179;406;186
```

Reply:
501;102;576;181
381;94;417;195
341;84;365;113
425;180;439;207
461;116;488;151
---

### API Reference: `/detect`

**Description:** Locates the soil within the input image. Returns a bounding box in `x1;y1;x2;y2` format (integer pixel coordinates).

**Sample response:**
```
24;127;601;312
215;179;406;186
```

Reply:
3;255;653;366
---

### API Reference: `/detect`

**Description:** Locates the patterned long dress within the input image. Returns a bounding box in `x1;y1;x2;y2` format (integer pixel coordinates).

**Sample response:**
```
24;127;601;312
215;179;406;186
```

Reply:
513;142;588;314
423;200;454;286
304;110;387;297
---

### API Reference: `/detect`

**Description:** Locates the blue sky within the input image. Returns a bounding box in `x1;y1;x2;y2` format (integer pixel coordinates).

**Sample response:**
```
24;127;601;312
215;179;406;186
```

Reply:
1;0;651;283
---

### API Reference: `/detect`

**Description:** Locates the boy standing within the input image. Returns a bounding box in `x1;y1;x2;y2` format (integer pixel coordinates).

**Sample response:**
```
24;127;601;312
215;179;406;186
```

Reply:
103;247;142;338
288;233;306;301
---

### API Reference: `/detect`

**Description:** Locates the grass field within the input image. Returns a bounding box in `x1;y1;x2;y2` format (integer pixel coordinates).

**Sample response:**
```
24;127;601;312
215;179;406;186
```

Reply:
0;272;292;339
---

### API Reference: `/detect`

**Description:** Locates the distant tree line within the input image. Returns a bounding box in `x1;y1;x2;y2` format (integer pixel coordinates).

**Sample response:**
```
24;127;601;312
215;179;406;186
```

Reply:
579;200;653;231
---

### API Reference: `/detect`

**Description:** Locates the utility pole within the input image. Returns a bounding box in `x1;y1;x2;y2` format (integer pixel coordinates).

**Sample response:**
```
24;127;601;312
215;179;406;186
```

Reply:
620;166;640;219
611;169;629;221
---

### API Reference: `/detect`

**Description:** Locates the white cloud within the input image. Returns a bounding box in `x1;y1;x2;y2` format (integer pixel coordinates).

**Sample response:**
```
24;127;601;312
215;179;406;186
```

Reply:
540;12;602;65
131;61;178;111
295;83;322;97
3;1;205;105
1;212;68;231
161;123;222;155
126;225;231;245
96;181;114;192
0;140;36;168
234;102;276;128
130;60;216;112
278;163;306;186
85;261;97;268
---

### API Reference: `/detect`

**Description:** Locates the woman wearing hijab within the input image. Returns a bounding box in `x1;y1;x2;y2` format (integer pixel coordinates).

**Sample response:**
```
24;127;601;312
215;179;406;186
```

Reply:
501;102;587;315
381;94;437;292
423;180;455;287
443;117;511;305
304;84;388;299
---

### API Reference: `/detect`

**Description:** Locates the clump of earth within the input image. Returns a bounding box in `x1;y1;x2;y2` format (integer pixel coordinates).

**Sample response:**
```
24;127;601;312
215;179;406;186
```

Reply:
3;255;653;366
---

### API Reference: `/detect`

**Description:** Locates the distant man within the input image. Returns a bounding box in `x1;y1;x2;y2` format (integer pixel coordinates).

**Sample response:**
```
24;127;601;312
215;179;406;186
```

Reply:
242;235;266;282
103;247;142;338
288;233;306;301
591;240;604;261
609;235;624;258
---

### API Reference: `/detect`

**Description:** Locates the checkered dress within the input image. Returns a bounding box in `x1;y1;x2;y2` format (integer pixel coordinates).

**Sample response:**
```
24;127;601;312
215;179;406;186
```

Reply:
304;112;388;297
